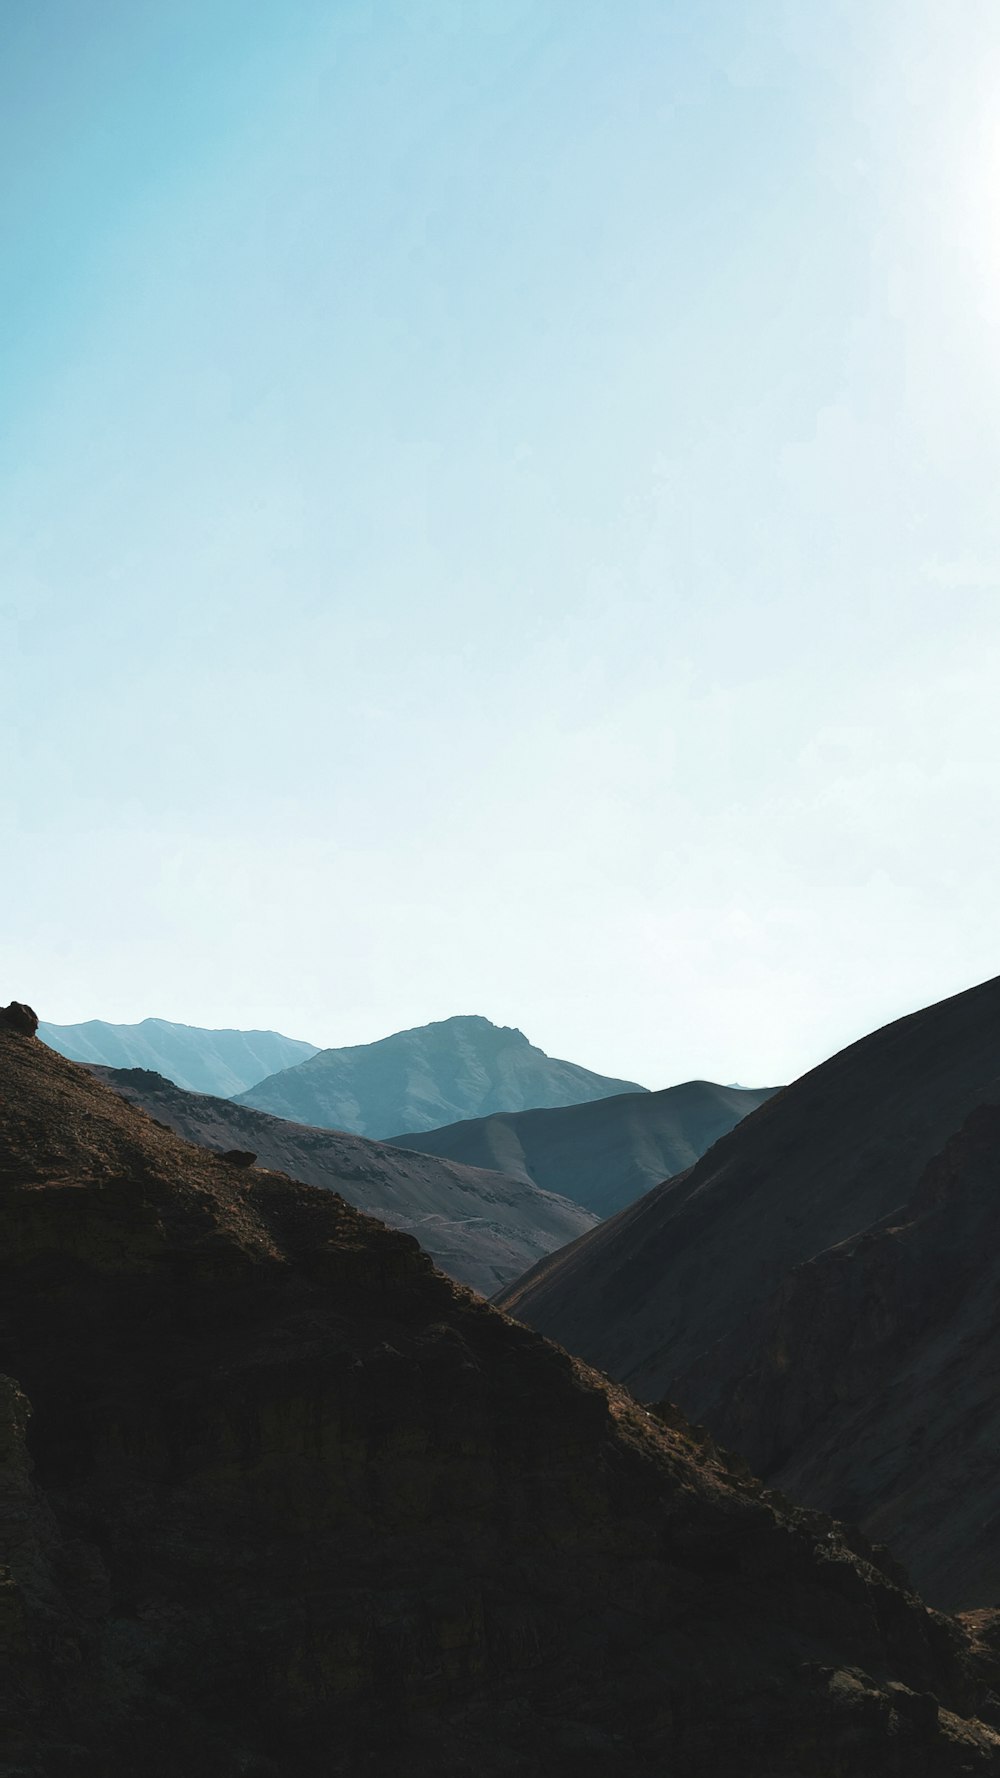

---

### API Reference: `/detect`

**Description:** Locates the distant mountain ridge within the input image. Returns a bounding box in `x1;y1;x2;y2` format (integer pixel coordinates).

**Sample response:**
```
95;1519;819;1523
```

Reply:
39;1016;318;1096
237;1013;647;1138
92;1065;595;1295
390;1079;777;1219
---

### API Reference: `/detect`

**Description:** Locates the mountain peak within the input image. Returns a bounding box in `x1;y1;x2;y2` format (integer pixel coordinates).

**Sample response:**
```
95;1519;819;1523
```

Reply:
238;1013;647;1137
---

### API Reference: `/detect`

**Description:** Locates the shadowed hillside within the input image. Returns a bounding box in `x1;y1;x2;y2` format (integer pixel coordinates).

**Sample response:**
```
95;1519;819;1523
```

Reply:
3;1009;1000;1773
498;974;1000;1608
389;1079;776;1218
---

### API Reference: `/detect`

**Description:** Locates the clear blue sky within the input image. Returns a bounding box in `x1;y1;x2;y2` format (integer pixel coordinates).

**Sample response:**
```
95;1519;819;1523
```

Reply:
3;0;999;1087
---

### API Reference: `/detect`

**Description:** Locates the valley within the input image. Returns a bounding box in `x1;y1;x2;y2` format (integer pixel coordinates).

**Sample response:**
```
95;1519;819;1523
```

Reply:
3;1007;1000;1774
92;1063;595;1294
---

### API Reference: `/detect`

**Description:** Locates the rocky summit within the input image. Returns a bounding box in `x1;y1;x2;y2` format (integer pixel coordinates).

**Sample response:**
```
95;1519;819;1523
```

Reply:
3;1017;1000;1774
235;1013;647;1137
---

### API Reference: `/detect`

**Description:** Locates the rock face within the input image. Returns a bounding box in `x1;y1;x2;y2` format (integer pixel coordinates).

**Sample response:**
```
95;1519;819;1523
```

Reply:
390;1079;777;1218
236;1014;647;1137
91;1066;596;1295
0;1001;38;1036
38;1015;319;1095
498;973;1000;1609
3;1025;1000;1773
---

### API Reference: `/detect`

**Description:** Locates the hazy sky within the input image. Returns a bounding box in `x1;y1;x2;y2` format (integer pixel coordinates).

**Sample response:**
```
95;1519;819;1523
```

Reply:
4;0;999;1088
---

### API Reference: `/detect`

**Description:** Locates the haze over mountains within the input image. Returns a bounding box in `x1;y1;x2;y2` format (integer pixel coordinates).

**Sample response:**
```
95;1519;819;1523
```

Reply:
93;1065;595;1294
39;1015;318;1096
237;1013;648;1137
498;972;1000;1608
5;1008;1000;1774
391;1079;777;1218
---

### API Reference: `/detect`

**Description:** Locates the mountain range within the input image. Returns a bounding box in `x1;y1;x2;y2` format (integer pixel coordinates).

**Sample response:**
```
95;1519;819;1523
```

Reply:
92;1065;595;1294
4;1006;1000;1774
497;972;1000;1608
236;1013;647;1136
38;1015;318;1095
389;1079;777;1217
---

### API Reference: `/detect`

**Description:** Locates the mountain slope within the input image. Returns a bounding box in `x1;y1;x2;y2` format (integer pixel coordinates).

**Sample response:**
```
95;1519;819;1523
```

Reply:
498;973;1000;1607
389;1079;777;1218
93;1065;596;1294
39;1014;318;1094
2;1008;1000;1775
237;1012;647;1137
680;1101;1000;1611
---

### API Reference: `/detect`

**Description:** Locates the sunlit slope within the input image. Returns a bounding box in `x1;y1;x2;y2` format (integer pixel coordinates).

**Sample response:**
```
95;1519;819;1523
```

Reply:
238;1012;647;1137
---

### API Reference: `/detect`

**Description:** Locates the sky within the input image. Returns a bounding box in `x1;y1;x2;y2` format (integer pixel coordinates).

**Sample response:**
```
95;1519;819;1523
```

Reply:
3;0;999;1089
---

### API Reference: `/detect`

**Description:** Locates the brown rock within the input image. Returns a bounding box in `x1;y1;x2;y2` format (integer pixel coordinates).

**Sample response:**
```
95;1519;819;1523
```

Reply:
0;1002;38;1037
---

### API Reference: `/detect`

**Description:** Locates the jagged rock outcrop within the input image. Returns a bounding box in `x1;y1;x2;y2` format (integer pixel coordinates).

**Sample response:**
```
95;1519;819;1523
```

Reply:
90;1066;595;1294
498;973;1000;1609
2;1020;1000;1774
0;1002;38;1037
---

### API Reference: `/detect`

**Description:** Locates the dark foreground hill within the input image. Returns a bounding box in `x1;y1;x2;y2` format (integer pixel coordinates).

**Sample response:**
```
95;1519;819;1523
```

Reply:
39;1015;318;1094
390;1080;776;1218
3;1014;1000;1774
237;1013;646;1137
91;1065;595;1295
498;974;1000;1609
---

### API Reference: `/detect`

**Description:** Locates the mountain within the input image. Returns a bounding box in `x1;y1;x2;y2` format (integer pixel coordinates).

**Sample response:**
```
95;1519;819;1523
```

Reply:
236;1013;647;1137
92;1065;596;1295
691;1101;1000;1611
497;973;1000;1608
3;1006;1000;1775
389;1080;777;1218
38;1014;318;1095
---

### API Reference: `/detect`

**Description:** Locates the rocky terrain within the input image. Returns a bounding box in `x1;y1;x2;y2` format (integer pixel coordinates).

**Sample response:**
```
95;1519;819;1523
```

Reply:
498;973;1000;1609
3;1009;1000;1774
390;1079;776;1218
237;1013;647;1138
91;1066;595;1295
39;1015;318;1095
